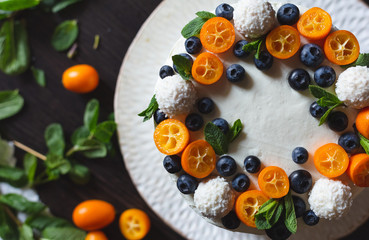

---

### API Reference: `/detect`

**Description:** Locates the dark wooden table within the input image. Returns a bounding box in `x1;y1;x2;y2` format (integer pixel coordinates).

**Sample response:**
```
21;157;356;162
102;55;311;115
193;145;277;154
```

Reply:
0;0;369;239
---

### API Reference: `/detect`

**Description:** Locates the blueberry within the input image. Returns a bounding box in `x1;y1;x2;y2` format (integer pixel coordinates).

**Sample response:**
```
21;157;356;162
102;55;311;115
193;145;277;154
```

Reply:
212;118;229;134
232;173;250;192
185;36;202;54
289;170;312;194
173;53;193;73
327;111;348;132
197;97;215;114
288;69;311;91
177;174;198;194
233;40;250;58
300;44;324;68
226;64;245;82
338;132;360;154
303;210;319;226
292;147;309;164
185;113;204;131
159;65;174;79
310;101;328;118
254;51;273;71
163;155;182;173
314;66;336;88
154;109;168;124
221;210;240;229
292;195;306;218
215;3;234;20
244;155;261;173
265;218;292;240
277;3;300;25
217;156;237;177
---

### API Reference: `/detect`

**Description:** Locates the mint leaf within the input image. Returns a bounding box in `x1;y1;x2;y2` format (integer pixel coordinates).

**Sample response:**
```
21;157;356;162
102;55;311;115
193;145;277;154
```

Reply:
84;99;99;132
255;199;279;230
92;120;116;143
284;191;297;234
19;224;33;240
45;154;71;175
181;11;215;38
228;119;243;142
204;122;228;155
343;53;369;68
255;39;263;59
0;193;45;214
309;85;342;105
74;139;107;158
26;215;73;231
0;89;24;120
51;20;78;51
42;227;86;240
196;11;216;19
0;204;19;240
31;66;46;87
138;95;158;122
242;39;262;55
317;96;340;107
44;123;65;156
52;0;82;13
359;133;369;154
70;126;90;145
256;199;277;216
0;166;27;187
255;214;272;230
23;153;37;185
318;102;342;126
0;0;40;11
172;54;192;80
270;202;284;227
68;161;90;185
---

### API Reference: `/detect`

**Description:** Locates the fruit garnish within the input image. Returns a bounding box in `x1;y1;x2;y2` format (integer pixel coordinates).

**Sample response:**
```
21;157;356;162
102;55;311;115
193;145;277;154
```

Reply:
258;166;290;198
153;119;190;155
235;190;269;228
313;143;349;178
62;64;99;93
119;208;151;240
324;30;360;65
192;52;223;85
181;139;216;178
266;25;301;59
85;231;108;240
297;7;332;40
347;153;369;187
200;17;235;53
356;107;369;139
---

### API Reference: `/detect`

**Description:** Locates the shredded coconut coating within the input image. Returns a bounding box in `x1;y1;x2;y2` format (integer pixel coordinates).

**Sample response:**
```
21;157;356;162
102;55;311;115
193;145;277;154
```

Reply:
336;66;369;109
154;75;197;117
194;176;235;219
308;178;352;220
233;0;276;39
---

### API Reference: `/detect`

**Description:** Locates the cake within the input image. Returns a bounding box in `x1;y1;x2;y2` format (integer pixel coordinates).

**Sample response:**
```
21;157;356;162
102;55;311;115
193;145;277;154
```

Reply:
139;0;369;238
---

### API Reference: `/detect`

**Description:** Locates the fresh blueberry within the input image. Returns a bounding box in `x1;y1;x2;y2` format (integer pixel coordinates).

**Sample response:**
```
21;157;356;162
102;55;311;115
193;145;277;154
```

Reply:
217;156;237;177
212;118;229;135
289;170;312;194
163;155;182;173
154;109;168;124
177;174;198;194
300;44;324;68
226;64;245;82
232;173;250;192
288;69;311;91
244;155;261;173
327;111;348;132
185;36;202;54
338;132;360;154
173;53;193;73
221;210;240;229
310;101;328;118
215;3;234;20
303;210;319;226
265;218;292;240
314;66;336;88
277;3;300;25
292;147;309;164
197;97;215;114
233;40;250;58
185;113;204;131
293;195;306;218
159;65;174;79
254;51;273;71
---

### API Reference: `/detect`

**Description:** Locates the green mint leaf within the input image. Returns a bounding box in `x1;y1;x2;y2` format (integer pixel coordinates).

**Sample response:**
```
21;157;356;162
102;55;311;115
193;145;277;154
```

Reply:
228;119;243;142
0;204;19;240
0;19;30;75
0;166;27;187
51;20;78;51
255;200;280;230
31;66;46;87
44;123;65;156
92;120;117;143
71;126;90;145
74;139;107;158
172;54;192;80
0;0;40;11
255;214;272;230
42;227;86;240
93;34;100;50
84;99;99;132
317;96;340;107
26;215;73;231
255;199;277;216
269;202;284;227
0;89;24;120
0;193;45;214
138;95;158;122
45;154;71;175
19;224;33;240
359;133;369;155
343;53;369;68
0;137;15;166
52;0;82;13
107;112;115;121
255;39;263;59
309;85;341;105
23;153;37;185
242;39;262;54
181;17;207;38
318;102;342;126
196;11;216;19
204;122;228;155
68;161;90;185
284;191;297;234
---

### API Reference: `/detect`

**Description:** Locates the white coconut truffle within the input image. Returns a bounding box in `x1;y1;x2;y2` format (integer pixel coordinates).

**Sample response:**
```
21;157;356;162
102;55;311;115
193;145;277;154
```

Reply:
233;0;276;39
154;75;197;117
194;176;235;219
336;66;369;109
308;178;352;220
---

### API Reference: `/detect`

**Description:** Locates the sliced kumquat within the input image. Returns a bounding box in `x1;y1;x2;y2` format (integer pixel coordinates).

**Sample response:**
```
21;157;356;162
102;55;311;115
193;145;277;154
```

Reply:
181;139;216;178
266;25;301;59
258;166;290;198
347;153;369;187
297;7;332;40
235;190;269;228
153;119;189;155
200;17;235;53
192;52;223;85
119;209;150;240
356;107;369;139
314;143;349;178
324;30;360;65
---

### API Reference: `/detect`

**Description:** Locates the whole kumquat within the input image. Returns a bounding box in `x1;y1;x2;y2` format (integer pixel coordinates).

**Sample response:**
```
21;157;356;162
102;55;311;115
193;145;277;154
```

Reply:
258;166;290;198
314;143;349;178
356;107;369;139
297;7;332;40
62;64;99;93
119;209;150;240
192;52;224;85
266;25;301;59
85;231;108;240
347;153;369;187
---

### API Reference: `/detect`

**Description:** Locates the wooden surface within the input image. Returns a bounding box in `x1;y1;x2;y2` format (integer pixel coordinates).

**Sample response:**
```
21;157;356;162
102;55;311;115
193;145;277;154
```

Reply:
0;0;369;239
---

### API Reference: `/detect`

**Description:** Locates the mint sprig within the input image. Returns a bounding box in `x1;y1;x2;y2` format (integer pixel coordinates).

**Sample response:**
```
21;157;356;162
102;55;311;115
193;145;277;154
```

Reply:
359;133;369;154
138;95;158;122
242;39;263;59
181;11;216;38
342;53;369;68
284;191;297;234
172;55;192;80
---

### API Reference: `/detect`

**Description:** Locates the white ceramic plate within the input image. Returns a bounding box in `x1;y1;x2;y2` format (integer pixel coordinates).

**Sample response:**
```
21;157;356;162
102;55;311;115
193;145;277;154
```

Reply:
114;0;369;239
